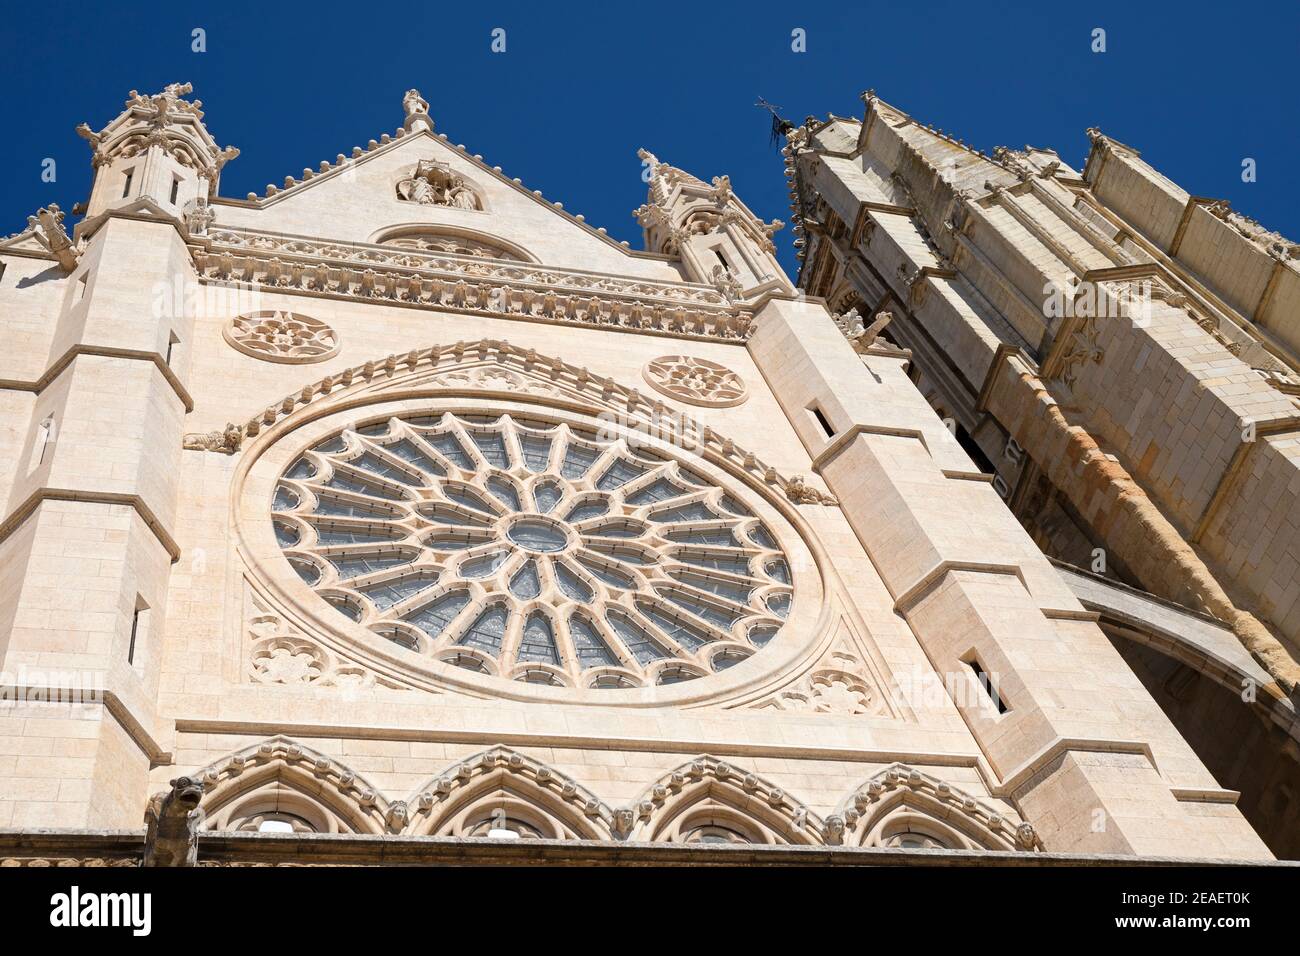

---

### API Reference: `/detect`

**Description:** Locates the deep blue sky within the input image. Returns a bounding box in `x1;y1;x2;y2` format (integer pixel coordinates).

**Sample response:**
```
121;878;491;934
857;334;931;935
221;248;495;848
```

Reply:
2;1;1296;275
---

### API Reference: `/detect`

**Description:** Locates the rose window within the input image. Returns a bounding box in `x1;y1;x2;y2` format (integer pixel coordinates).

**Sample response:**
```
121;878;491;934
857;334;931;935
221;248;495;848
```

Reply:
271;412;794;689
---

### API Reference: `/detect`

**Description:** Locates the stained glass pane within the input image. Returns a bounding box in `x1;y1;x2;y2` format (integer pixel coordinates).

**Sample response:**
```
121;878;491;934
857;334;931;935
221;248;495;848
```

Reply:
596;459;647;491
327;551;413;579
461;550;509;578
670;570;753;604
427;432;473;469
666;527;739;547
765;559;791;584
487;476;521;511
625;478;686;505
720;495;752;516
580;520;643;539
312;524;401;545
577;557;634;590
385;439;446;476
766;593;791;618
358;572;440;610
517;612;560;665
350;452;419;485
290;557;321;586
676;551;752;575
457;604;510;653
560;441;599;479
566;499;609;522
638;602;712;651
656;588;741;628
285;458;316;480
326;596;362;621
532;482;562;514
649;502;717;523
403;591;470;638
323;470;407;501
444;487;495;514
554;562;594;602
509;560;541;599
311;496;396;519
469;431;510;468
520;433;553;472
569;615;617;668
273;486;300;511
606;612;668;665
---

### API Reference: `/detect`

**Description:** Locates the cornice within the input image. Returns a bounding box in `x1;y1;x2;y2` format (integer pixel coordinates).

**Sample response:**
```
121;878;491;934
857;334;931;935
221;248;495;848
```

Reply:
190;226;753;343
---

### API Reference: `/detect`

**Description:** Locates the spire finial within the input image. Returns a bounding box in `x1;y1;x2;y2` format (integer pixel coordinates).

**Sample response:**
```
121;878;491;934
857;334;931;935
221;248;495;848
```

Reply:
403;89;432;134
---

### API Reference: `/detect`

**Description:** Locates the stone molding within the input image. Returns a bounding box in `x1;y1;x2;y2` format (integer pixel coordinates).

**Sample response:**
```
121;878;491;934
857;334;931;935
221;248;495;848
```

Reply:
184;338;836;509
178;737;1030;849
191;227;748;342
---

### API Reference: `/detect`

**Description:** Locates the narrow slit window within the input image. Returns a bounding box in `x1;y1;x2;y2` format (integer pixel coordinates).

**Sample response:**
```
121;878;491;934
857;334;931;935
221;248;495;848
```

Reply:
810;404;836;439
128;598;150;667
35;417;56;465
169;176;180;205
121;169;134;199
966;656;1008;714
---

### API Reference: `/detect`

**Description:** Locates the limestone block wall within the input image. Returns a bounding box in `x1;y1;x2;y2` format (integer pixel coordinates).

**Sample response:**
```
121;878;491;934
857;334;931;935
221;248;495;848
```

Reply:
746;296;1268;856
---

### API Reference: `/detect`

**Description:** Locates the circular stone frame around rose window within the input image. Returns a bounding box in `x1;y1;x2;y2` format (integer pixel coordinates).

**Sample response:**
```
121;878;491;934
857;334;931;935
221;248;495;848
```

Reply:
237;398;823;705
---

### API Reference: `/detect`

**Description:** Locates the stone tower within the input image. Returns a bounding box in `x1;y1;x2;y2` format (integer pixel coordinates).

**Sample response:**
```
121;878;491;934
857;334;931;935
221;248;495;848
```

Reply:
0;85;1275;864
785;90;1300;857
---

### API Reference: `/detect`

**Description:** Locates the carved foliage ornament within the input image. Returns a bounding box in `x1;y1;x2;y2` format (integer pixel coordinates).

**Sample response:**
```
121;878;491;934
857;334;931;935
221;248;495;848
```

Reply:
642;355;748;408
224;310;340;364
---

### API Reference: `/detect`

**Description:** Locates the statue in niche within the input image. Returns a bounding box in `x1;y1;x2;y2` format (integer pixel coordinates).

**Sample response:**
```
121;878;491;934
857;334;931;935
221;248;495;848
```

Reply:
396;159;481;210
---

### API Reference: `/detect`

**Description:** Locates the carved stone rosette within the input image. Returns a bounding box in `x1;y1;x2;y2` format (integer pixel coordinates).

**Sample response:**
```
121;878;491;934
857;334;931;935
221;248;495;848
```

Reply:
224;310;340;364
642;355;748;407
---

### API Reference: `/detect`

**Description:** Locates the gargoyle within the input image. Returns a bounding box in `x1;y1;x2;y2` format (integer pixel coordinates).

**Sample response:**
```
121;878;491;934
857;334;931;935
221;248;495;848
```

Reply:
143;776;206;867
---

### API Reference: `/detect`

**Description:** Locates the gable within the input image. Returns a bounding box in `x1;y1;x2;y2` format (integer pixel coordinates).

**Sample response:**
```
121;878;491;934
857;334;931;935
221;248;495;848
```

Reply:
211;130;686;281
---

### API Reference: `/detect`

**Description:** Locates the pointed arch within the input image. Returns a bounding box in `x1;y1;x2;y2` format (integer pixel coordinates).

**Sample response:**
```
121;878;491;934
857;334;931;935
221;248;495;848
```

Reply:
189;735;395;835
370;224;536;263
827;764;1040;851
402;746;617;839
620;756;825;845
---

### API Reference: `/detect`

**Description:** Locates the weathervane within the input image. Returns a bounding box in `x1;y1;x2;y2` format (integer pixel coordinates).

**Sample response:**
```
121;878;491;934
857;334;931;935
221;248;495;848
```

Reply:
755;97;793;146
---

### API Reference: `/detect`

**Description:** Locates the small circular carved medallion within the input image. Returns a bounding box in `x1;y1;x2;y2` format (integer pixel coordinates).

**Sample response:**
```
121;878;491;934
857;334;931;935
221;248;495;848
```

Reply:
224;310;340;364
642;355;747;407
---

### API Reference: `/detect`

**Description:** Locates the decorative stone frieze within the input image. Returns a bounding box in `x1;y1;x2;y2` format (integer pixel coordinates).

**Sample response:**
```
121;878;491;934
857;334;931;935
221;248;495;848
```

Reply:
191;228;749;342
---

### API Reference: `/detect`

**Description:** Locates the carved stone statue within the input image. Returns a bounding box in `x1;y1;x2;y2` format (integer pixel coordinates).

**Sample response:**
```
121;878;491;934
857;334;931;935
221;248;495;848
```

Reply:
396;160;479;209
143;776;205;867
403;89;432;133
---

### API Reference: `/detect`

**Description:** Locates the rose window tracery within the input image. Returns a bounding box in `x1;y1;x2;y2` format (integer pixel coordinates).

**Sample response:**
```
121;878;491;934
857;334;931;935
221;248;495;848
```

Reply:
271;412;793;689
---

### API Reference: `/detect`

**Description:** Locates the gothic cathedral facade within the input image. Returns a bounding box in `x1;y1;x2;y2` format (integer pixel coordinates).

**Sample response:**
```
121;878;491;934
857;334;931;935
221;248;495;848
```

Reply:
0;84;1279;864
